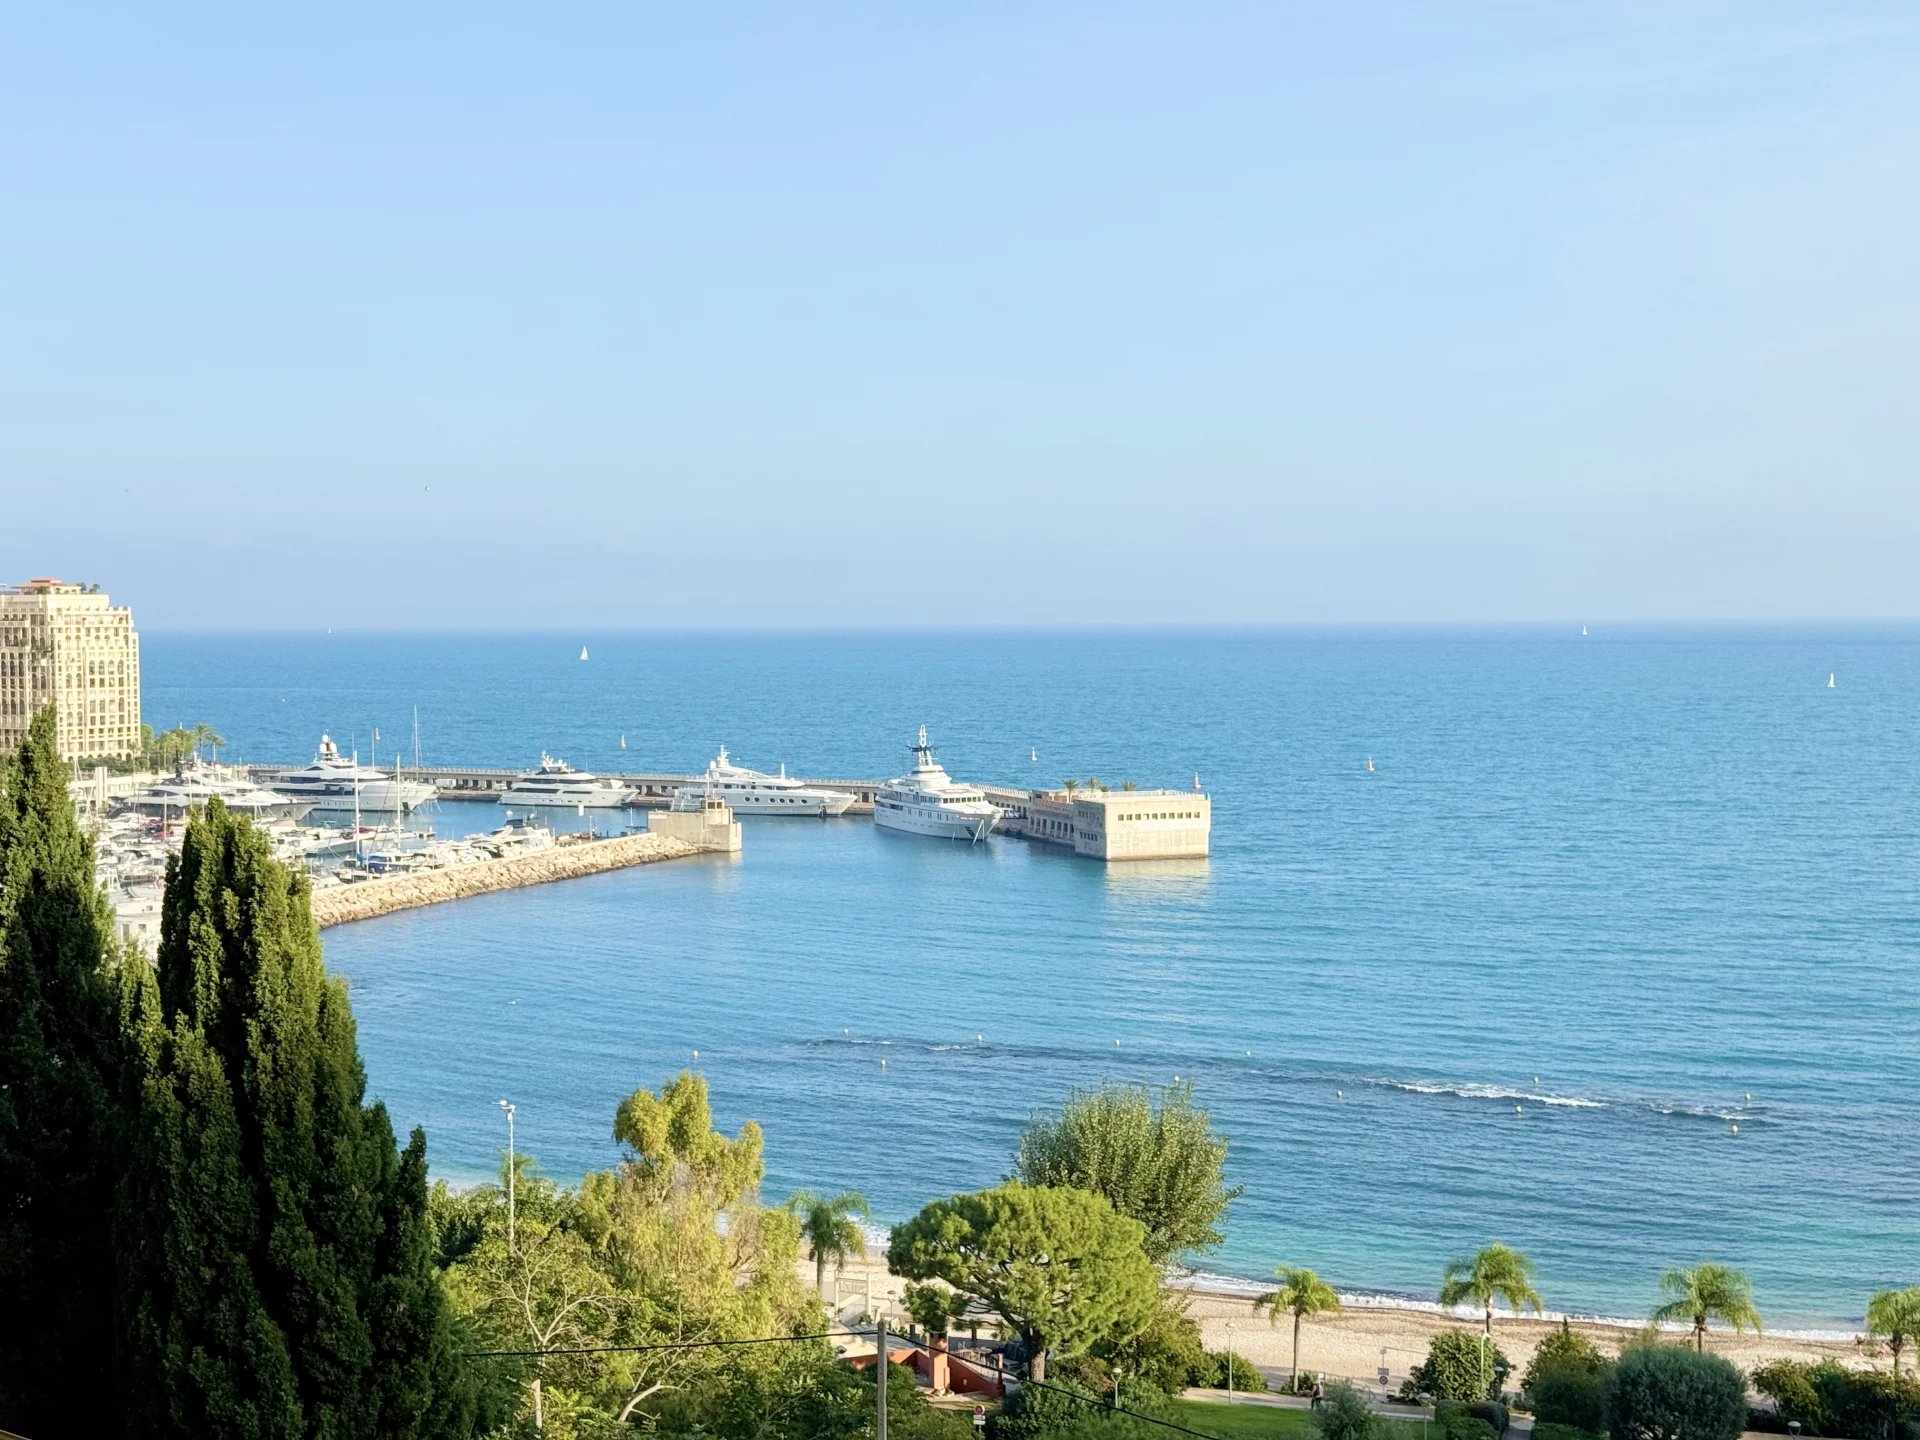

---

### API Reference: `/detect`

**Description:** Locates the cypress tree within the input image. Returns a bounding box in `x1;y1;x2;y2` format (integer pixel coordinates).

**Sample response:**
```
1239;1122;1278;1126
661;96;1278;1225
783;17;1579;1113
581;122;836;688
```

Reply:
122;795;468;1438
0;709;134;1437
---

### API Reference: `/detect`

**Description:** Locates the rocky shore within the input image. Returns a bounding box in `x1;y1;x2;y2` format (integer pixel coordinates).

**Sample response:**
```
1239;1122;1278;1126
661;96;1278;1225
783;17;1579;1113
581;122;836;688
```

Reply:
309;832;701;929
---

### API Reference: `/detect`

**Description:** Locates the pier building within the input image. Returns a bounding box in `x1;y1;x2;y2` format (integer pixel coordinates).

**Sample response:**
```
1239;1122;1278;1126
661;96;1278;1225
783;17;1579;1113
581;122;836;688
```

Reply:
0;578;141;761
985;786;1211;860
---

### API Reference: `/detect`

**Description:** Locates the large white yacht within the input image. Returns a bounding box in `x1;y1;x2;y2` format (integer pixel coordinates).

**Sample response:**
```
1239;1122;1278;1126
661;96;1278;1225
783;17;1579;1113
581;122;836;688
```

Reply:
119;761;316;824
270;734;437;813
499;753;630;809
873;727;999;843
674;746;855;816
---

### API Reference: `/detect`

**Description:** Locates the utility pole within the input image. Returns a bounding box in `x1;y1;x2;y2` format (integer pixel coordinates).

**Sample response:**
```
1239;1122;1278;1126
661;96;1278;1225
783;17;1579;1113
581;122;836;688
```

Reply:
497;1099;516;1250
876;1319;888;1440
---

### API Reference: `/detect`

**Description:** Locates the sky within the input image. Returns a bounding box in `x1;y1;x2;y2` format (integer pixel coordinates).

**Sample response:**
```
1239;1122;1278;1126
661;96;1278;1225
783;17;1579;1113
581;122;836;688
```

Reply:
2;3;1917;631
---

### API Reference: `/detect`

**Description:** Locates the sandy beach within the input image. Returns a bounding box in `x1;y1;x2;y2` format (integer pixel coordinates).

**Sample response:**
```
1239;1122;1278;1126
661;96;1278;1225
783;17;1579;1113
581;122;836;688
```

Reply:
808;1254;1875;1391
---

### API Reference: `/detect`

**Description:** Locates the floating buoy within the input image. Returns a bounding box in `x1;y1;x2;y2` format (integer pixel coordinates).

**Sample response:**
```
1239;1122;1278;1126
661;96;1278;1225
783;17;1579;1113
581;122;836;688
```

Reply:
1336;1089;1344;1099
1515;1105;1523;1114
1730;1123;1739;1135
844;1028;849;1036
1744;1092;1752;1103
1173;1075;1181;1083
1533;1076;1541;1086
1115;1039;1122;1047
880;1058;888;1070
691;1049;699;1060
977;1034;984;1044
1245;1050;1252;1057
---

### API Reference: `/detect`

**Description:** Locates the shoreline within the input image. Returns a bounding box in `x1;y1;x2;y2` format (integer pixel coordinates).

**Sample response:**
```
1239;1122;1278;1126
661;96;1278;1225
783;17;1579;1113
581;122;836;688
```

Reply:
816;1251;1883;1383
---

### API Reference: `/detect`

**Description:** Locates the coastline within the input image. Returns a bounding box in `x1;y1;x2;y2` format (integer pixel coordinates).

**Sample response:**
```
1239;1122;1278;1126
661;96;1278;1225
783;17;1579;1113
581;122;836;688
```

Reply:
816;1252;1879;1386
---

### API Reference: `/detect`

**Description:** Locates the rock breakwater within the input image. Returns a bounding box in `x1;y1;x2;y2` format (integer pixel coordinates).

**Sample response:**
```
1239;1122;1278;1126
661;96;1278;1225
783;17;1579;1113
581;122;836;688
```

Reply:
309;832;700;929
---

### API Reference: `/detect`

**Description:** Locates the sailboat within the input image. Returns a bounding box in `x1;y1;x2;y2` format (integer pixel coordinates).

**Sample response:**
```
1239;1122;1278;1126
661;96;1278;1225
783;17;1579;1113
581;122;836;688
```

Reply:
1828;673;1836;688
580;645;589;662
619;734;627;749
1581;625;1588;636
1367;757;1374;773
1030;747;1037;763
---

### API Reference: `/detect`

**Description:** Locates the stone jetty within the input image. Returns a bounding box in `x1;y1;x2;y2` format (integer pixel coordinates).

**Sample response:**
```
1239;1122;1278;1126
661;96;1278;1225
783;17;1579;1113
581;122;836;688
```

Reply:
309;832;702;929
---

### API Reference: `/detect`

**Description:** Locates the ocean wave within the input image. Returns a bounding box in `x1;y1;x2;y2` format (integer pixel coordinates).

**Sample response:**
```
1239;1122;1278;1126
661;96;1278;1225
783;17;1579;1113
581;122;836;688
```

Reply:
1368;1078;1607;1109
1645;1100;1763;1123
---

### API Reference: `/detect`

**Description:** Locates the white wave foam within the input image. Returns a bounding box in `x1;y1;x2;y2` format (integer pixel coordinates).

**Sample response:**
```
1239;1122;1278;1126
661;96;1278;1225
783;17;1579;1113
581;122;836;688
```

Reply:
1370;1078;1607;1109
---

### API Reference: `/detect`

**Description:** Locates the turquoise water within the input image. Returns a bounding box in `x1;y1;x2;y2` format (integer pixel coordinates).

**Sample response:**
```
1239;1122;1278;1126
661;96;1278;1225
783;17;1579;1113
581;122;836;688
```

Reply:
143;627;1920;1328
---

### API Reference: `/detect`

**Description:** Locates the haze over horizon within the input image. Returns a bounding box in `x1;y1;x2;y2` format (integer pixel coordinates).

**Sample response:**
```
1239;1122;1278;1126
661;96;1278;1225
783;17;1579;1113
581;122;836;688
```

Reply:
5;4;1918;630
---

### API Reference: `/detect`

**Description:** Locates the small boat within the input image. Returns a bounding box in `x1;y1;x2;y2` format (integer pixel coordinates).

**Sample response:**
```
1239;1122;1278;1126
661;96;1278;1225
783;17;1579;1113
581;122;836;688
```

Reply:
619;734;627;749
1581;625;1588;636
1030;747;1038;763
1829;673;1836;688
1367;757;1374;773
580;645;589;661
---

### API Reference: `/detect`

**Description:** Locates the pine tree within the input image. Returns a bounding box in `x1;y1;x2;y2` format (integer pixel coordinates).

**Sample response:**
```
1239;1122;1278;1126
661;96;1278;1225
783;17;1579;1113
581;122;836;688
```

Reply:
121;796;469;1438
0;709;133;1437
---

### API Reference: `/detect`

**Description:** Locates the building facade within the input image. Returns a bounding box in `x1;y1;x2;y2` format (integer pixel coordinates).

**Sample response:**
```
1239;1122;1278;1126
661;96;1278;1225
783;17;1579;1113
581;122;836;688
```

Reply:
0;578;142;761
1000;786;1211;860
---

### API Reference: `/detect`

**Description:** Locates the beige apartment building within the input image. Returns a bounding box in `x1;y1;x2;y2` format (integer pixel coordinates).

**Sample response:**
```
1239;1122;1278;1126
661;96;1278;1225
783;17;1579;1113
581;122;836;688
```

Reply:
0;578;142;761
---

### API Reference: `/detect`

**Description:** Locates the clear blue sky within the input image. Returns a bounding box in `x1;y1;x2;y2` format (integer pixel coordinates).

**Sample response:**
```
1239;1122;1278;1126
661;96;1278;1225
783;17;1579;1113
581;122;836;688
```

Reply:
3;4;1916;630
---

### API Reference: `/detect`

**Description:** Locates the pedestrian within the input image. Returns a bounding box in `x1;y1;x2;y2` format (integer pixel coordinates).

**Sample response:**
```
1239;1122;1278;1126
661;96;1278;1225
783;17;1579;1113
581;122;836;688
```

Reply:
1311;1380;1324;1410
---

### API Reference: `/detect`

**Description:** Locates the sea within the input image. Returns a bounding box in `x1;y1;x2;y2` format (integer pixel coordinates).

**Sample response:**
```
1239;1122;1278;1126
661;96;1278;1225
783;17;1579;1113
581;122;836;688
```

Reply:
142;626;1920;1331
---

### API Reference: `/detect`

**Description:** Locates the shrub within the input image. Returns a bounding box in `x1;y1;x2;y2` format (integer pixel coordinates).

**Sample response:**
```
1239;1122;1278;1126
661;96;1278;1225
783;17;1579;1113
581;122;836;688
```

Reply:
1535;1425;1607;1440
1533;1368;1610;1431
1466;1401;1512;1437
1606;1345;1746;1440
1526;1327;1610;1393
1436;1404;1500;1440
1412;1333;1513;1402
1749;1357;1920;1438
1752;1360;1824;1432
1188;1350;1266;1393
1313;1381;1382;1440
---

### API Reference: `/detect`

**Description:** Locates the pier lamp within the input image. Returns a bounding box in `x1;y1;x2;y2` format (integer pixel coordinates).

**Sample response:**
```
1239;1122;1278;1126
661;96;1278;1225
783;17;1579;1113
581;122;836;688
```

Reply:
496;1099;516;1249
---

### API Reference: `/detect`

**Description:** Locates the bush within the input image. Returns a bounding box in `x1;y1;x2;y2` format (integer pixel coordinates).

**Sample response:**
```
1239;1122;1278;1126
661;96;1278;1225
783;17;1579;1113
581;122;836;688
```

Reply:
1535;1425;1607;1440
1435;1405;1500;1440
1188;1350;1266;1393
1526;1327;1610;1393
1749;1357;1920;1438
1607;1345;1746;1440
1313;1381;1382;1440
1533;1368;1610;1431
1752;1360;1824;1432
1411;1333;1513;1402
1467;1401;1512;1437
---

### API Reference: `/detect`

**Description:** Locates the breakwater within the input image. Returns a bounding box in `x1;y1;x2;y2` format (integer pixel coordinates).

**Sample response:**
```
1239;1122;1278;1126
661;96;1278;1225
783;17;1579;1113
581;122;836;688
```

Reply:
308;832;700;929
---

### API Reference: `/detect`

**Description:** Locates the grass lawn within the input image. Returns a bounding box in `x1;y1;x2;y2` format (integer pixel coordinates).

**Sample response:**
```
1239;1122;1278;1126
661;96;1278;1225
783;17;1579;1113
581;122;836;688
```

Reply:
1169;1400;1431;1440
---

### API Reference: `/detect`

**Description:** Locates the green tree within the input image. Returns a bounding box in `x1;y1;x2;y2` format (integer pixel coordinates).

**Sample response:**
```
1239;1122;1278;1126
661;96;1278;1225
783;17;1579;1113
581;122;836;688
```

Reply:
1867;1286;1920;1376
1649;1263;1761;1353
905;1281;969;1339
786;1188;871;1292
1440;1243;1543;1336
0;710;136;1438
190;721;226;761
1255;1266;1342;1389
1411;1332;1512;1403
1606;1345;1746;1440
889;1182;1159;1382
1015;1079;1242;1263
119;796;469;1438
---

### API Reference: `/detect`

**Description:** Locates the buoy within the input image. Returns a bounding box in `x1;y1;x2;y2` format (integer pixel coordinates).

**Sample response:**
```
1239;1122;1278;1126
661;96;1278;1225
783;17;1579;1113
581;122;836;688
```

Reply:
1744;1092;1752;1103
1730;1123;1739;1135
1115;1039;1122;1047
977;1034;984;1044
844;1028;849;1036
1336;1089;1344;1099
1534;1076;1541;1086
880;1058;888;1070
1245;1050;1252;1057
691;1049;699;1060
1515;1105;1523;1114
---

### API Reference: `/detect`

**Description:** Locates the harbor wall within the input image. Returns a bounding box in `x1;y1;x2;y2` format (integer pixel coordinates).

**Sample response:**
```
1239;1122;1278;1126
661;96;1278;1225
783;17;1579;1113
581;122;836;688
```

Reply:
308;831;700;929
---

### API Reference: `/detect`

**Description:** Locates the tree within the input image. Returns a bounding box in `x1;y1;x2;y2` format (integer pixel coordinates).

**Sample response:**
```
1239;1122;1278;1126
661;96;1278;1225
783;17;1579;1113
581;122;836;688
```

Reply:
1440;1243;1543;1336
190;721;225;762
905;1281;969;1339
1015;1079;1242;1264
1255;1266;1341;1388
1410;1332;1512;1403
786;1188;871;1292
119;796;470;1437
889;1182;1160;1382
1867;1286;1920;1376
1523;1324;1610;1431
1606;1345;1746;1440
0;710;136;1437
1649;1263;1761;1352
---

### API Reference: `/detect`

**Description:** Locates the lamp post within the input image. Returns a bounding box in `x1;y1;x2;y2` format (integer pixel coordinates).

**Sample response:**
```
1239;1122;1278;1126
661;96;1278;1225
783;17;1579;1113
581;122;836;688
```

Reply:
496;1099;516;1250
1225;1321;1236;1405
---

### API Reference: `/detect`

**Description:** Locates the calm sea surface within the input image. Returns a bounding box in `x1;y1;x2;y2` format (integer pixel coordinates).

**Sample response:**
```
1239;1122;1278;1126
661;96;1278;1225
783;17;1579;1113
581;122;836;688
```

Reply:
143;627;1920;1328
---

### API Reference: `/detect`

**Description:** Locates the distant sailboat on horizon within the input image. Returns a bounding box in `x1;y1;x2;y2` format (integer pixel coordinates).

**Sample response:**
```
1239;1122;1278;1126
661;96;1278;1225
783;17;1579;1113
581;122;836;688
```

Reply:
1581;624;1588;636
580;645;589;661
1829;673;1836;688
1367;756;1374;773
619;733;627;749
1030;746;1037;763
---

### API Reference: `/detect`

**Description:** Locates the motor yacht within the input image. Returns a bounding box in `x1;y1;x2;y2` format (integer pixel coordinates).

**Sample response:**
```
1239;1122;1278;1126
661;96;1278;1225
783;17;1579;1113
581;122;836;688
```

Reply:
872;727;998;843
673;746;854;816
499;754;630;809
270;734;437;813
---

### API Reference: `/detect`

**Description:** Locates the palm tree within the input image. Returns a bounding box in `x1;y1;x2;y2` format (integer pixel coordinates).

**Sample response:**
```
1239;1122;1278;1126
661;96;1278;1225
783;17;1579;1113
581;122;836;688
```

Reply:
1063;778;1079;795
1255;1266;1341;1388
1439;1242;1543;1336
785;1189;870;1293
1866;1286;1920;1375
190;722;225;763
1650;1263;1762;1352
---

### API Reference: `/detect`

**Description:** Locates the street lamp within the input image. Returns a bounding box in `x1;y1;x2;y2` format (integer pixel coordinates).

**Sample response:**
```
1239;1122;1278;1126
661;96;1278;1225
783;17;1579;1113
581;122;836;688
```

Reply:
496;1099;516;1250
1225;1321;1236;1406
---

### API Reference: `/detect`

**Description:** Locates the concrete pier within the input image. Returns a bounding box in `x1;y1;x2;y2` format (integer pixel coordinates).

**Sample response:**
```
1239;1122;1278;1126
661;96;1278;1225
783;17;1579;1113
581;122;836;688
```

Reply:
308;831;702;929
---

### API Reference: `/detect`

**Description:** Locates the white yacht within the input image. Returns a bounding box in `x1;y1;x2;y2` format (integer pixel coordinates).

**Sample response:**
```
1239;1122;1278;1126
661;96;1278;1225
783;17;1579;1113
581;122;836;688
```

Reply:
270;734;437;813
118;761;316;824
499;753;631;809
673;746;854;816
873;727;999;843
